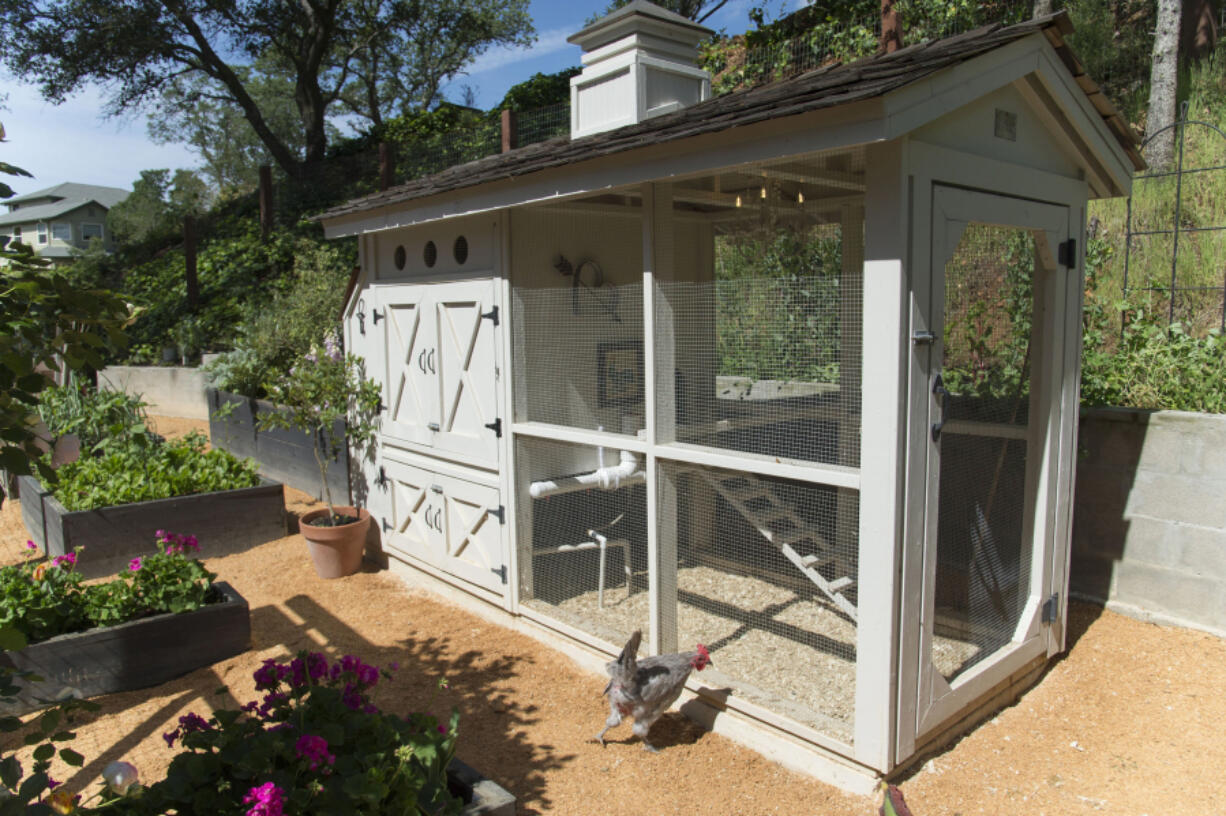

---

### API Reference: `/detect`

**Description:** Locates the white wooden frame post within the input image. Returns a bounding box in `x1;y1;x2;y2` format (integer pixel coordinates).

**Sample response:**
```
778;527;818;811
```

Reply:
852;139;909;773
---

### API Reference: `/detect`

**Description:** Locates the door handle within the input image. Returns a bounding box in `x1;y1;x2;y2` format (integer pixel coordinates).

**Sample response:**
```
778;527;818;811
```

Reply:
424;505;435;530
427;348;436;374
418;349;428;373
433;508;443;531
931;374;950;442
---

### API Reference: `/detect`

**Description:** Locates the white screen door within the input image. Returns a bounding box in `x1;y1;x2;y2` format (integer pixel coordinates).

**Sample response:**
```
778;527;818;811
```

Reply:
913;186;1071;741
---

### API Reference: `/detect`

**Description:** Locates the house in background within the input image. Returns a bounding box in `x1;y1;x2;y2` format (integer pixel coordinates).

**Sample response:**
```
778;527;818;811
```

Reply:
0;182;129;263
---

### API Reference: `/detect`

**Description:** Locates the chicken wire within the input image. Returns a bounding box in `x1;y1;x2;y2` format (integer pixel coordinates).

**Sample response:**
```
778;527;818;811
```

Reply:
515;436;649;651
932;223;1037;682
655;150;864;467
657;461;859;744
509;198;645;435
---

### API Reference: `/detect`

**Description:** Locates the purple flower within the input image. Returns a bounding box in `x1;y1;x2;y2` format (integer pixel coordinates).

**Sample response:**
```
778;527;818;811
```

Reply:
324;333;342;362
24;540;36;551
128;557;143;571
243;782;285;816
253;659;283;690
51;553;76;568
437;724;447;735
47;777;60;790
294;734;335;771
163;730;177;748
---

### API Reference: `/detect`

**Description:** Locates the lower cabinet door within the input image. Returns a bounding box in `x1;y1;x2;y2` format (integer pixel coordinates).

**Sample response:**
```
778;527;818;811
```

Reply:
384;459;506;595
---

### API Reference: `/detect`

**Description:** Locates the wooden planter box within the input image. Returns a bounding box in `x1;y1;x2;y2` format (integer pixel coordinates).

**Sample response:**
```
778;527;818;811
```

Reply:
0;582;250;715
207;388;351;504
449;758;516;816
18;474;286;579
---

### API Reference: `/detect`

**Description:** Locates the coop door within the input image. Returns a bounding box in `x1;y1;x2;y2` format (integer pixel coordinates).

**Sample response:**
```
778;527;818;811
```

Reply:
912;187;1071;742
380;287;436;447
383;458;505;595
434;279;500;468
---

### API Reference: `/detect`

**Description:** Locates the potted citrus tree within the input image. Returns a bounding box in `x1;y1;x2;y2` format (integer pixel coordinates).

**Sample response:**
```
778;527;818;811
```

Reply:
259;333;382;578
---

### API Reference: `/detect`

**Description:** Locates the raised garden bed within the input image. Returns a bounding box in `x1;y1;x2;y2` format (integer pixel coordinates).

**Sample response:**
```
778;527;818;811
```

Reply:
207;387;351;503
448;758;516;816
18;474;286;578
0;581;249;715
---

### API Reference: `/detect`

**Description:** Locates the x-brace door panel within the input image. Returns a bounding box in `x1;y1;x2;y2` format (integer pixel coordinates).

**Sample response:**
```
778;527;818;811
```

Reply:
435;279;501;468
379;286;436;447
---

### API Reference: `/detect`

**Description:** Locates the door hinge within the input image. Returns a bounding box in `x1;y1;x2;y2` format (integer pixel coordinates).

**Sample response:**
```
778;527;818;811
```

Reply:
1058;239;1077;268
911;330;936;345
376;465;388;487
484;418;502;437
1042;593;1060;623
488;505;505;524
481;305;499;325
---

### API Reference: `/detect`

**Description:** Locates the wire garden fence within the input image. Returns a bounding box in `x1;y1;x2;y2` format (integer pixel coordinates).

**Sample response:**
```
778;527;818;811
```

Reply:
1124;101;1226;333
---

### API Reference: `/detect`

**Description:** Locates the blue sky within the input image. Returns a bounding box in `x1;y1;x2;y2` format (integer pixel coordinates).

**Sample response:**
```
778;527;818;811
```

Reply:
1;0;797;197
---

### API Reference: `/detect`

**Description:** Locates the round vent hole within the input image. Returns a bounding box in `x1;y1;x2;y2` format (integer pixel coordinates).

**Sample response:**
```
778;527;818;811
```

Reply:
453;235;468;265
423;240;438;268
393;245;406;270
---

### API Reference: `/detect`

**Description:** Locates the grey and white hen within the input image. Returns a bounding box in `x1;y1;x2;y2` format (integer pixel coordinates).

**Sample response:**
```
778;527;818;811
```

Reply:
595;629;712;752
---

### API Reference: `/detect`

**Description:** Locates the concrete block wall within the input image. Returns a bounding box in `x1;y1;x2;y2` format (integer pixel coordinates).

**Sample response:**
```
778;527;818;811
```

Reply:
97;366;209;420
1072;407;1226;636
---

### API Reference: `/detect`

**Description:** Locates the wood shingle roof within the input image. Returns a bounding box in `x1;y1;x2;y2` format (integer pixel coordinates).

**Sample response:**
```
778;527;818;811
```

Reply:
316;12;1141;224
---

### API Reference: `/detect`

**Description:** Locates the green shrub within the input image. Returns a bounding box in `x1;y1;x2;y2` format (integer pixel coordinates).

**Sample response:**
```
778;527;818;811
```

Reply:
37;378;156;456
205;239;352;397
50;432;261;511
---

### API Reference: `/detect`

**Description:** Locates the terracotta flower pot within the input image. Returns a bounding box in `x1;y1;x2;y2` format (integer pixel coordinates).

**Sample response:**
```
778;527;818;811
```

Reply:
298;506;371;579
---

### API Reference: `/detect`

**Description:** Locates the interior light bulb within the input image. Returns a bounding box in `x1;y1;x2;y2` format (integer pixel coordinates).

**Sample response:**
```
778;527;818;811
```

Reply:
797;191;805;204
735;195;742;208
760;186;766;199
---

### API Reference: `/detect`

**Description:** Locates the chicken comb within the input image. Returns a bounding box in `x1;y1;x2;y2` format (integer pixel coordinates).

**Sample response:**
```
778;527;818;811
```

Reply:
696;644;710;661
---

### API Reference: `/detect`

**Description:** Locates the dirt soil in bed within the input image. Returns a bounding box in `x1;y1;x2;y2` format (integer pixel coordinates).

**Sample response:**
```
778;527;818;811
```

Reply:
1;415;1224;815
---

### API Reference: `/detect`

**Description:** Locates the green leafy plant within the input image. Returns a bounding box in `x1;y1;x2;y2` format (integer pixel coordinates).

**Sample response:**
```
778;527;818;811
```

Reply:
49;432;261;511
37;377;156;457
0;531;222;644
258;335;382;525
119;652;460;815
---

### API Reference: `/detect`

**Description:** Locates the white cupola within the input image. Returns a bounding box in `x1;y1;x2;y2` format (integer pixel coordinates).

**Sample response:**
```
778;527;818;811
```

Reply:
568;0;713;139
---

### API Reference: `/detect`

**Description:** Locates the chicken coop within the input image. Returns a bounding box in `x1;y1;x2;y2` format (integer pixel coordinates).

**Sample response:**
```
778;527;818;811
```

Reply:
320;2;1142;791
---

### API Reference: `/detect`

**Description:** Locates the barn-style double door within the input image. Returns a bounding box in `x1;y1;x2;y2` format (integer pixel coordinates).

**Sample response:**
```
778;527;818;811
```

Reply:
375;279;501;468
903;186;1078;752
365;278;506;595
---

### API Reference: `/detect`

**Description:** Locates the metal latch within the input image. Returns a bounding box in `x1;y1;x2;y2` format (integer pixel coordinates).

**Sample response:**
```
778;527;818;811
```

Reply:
427;422;441;432
484;418;502;437
481;305;499;325
912;330;936;345
1058;239;1077;268
1042;593;1060;623
488;505;505;524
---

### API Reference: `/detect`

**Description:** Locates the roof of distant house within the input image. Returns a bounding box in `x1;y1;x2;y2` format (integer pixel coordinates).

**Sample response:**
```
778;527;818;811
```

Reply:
315;12;1143;225
0;182;129;226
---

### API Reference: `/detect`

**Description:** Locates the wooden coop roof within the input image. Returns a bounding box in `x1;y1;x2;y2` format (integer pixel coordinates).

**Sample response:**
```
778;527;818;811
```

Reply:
317;11;1142;231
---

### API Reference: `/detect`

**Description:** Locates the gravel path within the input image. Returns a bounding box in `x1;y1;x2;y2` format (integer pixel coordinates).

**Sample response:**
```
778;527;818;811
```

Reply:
0;416;1222;815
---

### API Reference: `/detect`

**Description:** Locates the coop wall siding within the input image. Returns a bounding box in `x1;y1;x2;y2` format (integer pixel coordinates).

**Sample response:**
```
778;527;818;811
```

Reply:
1071;407;1226;636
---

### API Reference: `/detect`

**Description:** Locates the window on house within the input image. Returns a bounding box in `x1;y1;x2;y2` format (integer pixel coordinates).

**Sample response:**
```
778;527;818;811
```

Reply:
51;223;71;242
37;223;47;243
81;223;103;241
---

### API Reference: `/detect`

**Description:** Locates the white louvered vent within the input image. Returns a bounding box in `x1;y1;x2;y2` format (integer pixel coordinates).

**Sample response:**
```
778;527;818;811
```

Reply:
568;0;712;139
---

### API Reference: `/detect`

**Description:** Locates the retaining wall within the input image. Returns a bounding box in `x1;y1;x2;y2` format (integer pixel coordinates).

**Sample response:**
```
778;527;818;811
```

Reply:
98;365;209;420
1072;407;1226;636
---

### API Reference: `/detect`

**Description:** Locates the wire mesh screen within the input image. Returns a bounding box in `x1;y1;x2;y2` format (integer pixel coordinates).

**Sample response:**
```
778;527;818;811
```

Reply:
941;223;1035;425
517;102;571;146
658;461;859;743
515;436;648;650
655;150;864;466
932;222;1037;683
510;197;645;435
